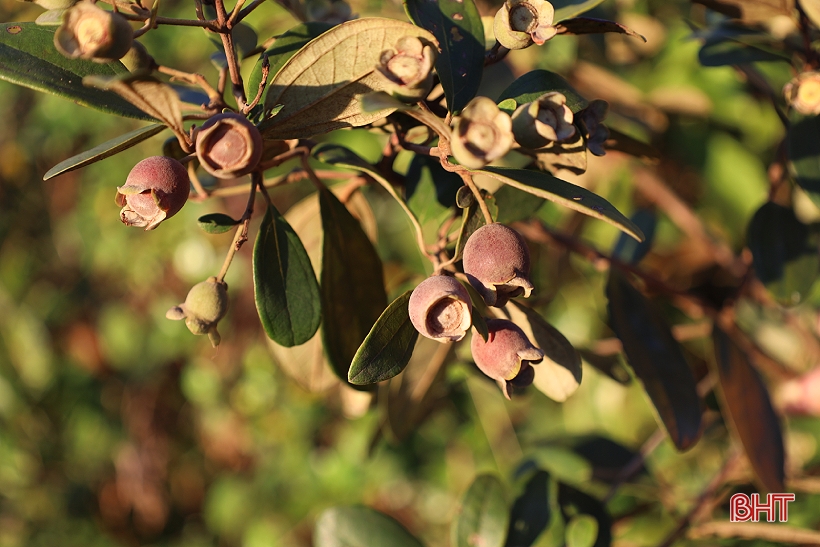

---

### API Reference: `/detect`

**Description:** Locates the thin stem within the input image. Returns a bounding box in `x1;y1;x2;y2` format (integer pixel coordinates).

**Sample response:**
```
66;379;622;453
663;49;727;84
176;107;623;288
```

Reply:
234;0;267;24
227;0;247;26
220;32;248;109
187;162;209;198
216;173;259;283
243;54;269;114
457;170;493;225
157;65;223;108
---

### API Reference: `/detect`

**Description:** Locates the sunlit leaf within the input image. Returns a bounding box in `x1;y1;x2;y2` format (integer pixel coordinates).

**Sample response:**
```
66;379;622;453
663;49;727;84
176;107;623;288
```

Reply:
606;270;702;451
314;506;424;547
348;291;418;385
498;70;589;114
557;484;611;547
405;0;484;114
531;133;588;176
254;204;322;347
713;328;785;493
505;470;550;547
555;18;646;41
262;18;437;139
320;183;388;383
197;213;240;234
477;167;644;241
43;123;165;181
552;0;607;22
565;515;599;547
747;201;819;306
0;23;152;120
452;474;509;547
507;301;582;403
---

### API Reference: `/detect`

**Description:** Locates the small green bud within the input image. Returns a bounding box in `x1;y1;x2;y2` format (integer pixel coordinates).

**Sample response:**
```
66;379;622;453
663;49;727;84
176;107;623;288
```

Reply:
376;35;437;102
494;0;556;50
450;97;514;170
166;276;229;347
54;1;133;62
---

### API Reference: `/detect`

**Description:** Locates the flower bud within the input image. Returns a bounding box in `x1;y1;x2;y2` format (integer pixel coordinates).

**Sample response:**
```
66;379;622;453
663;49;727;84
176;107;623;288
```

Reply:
784;71;820;116
450;97;514;170
166;276;229;347
195;113;263;179
116;156;190;230
120;40;155;73
512;92;576;149
463;223;533;307
471;319;543;398
54;1;133;62
376;36;437;102
579;99;609;157
494;0;556;50
409;275;473;342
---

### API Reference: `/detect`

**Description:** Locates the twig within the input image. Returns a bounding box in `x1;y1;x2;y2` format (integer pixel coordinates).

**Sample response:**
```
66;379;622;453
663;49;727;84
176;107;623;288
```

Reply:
688;522;820;544
157;65;223;108
243;54;269;113
227;0;247;26
457;170;493;225
216;172;259;283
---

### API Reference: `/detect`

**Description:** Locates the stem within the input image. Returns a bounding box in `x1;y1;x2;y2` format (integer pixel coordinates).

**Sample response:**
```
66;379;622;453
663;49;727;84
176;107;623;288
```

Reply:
243;54;269;113
216;173;259;283
457;170;493;225
227;0;247;26
187;161;209;198
220;32;248;109
234;0;267;24
157;65;224;108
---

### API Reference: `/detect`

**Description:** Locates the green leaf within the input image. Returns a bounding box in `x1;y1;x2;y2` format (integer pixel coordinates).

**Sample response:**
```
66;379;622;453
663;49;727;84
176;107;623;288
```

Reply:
787;114;820;204
698;39;787;67
606;270;702;451
319;183;388;383
314;506;424;547
557;484;611;547
747;202;819;306
507;301;582;403
406;155;461;225
713;328;785;493
555;17;646;41
43;123;165;181
477;167;644;242
505;470;550;547
348;291;418;385
498;70;589;113
247;22;333;109
552;0;607;22
197;213;240;234
471;308;489;342
0;23;153;120
452;474;509;547
262;18;437;139
253;204;322;347
494;185;544;224
565;515;599;547
405;0;484;114
611;208;656;265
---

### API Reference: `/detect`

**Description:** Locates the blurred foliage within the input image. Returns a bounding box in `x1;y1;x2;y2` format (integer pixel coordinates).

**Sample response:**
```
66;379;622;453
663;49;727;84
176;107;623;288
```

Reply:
2;0;820;546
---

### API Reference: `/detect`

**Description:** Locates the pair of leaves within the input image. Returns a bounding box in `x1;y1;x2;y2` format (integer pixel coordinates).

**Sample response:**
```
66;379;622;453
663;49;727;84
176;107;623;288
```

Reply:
314;506;424;547
405;0;484;114
261;18;437;139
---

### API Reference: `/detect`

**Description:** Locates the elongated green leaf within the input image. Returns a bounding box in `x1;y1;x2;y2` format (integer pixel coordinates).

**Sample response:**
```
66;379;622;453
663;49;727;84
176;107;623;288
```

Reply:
507;301;582;403
505;470;550;547
43;123;165;181
452;474;509;547
494;185;544;224
611;208;656;265
247;22;333;108
787;113;820;205
320;183;388;382
713;328;785;493
0;23;152;120
556;18;645;41
606;270;702;451
405;0;484;113
262;18;437;139
498;70;589;114
348;291;418;385
254;204;322;347
315;506;424;547
698;40;787;67
197;213;240;234
477;167;644;241
747;202;819;305
552;0;607;22
557;484;611;547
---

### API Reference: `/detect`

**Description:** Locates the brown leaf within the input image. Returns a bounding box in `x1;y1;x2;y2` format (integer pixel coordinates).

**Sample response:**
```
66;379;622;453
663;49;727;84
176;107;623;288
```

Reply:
555;17;647;42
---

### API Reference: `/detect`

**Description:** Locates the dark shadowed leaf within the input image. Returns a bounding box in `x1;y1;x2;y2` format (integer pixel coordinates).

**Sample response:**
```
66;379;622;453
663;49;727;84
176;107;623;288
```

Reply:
505;470;550;547
578;350;631;385
531;133;588;176
494;184;544;224
606;270;702;451
552;0;607;21
319;183;388;383
498;70;589;114
43;123;165;181
571;436;646;484
698;39;787;67
713;328;785;493
555;18;646;41
691;0;794;23
0;23;152;120
452;474;509;547
604;128;660;161
787;114;820;206
405;0;484;114
611;208;656;264
197;213;240;234
477;167;644;241
507;301;582;402
314;506;424;547
471;308;489;342
558;484;612;547
747;202;819;306
348;291;418;385
262;18;436;139
247;22;333;108
566;515;599;547
254;205;322;347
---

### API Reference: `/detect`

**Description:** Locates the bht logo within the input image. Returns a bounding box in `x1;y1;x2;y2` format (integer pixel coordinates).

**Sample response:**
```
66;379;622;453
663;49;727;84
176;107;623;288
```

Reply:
730;493;795;522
